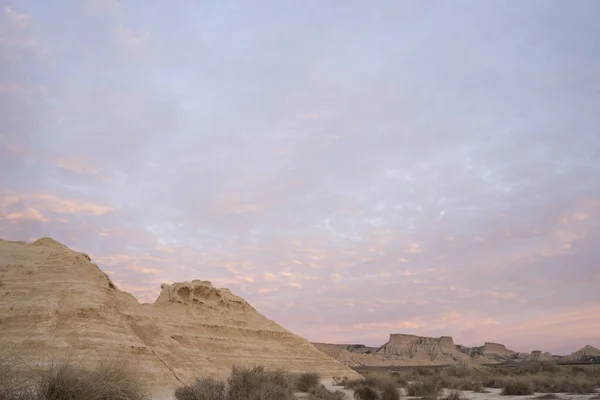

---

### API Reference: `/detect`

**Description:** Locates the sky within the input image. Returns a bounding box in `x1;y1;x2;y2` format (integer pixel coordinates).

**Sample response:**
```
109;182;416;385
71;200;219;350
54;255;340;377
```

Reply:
1;0;600;356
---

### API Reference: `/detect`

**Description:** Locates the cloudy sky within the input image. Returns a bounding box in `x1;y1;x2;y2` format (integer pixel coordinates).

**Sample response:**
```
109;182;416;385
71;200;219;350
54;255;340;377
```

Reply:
1;0;600;355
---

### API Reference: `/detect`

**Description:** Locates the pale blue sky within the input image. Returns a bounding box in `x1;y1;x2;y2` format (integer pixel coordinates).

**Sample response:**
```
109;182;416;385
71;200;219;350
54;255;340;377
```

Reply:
1;0;600;354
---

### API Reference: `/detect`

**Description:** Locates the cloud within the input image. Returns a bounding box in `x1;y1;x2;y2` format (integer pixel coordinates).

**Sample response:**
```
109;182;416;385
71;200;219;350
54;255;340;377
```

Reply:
115;24;149;51
55;157;99;176
4;7;29;28
1;0;599;355
2;207;49;223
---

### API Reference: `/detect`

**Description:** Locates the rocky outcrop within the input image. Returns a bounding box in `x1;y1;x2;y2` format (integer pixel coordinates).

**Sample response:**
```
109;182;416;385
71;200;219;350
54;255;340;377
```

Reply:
525;350;553;362
482;342;516;357
314;334;501;367
0;238;359;397
564;345;600;362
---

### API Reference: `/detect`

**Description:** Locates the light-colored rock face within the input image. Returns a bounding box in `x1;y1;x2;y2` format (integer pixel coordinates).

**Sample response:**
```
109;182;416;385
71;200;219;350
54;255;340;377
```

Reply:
565;345;600;361
0;238;360;397
482;342;516;357
314;334;500;367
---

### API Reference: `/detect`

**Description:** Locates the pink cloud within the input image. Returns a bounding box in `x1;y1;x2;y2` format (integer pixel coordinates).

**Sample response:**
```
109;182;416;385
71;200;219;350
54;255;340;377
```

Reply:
4;7;29;28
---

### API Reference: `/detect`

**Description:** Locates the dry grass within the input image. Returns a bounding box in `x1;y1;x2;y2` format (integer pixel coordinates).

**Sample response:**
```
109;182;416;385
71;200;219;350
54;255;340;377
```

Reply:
175;365;294;400
444;389;470;400
228;365;293;400
35;361;149;400
295;372;321;392
308;384;346;400
406;377;443;397
380;382;400;400
356;363;599;397
500;379;534;396
0;352;148;400
353;385;380;400
344;372;398;390
173;377;226;400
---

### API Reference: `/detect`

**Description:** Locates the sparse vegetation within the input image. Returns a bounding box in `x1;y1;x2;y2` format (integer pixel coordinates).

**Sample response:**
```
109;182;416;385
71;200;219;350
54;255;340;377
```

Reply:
295;372;321;392
308;384;346;400
501;379;534;396
380;382;400;400
444;389;470;400
174;377;226;400
353;385;380;400
0;356;149;400
406;377;443;397
532;394;561;400
227;365;293;400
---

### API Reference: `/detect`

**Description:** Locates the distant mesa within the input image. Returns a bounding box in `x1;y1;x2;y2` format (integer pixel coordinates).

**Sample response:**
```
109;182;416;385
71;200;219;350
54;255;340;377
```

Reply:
0;237;359;397
313;334;599;367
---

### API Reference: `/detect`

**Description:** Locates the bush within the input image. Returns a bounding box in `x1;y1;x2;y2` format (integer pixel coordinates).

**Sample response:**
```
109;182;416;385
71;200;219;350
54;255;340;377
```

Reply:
227;365;293;400
174;377;226;400
0;354;32;400
501;379;534;396
308;384;346;400
406;378;442;397
444;390;469;400
295;372;321;392
353;385;380;400
380;382;400;400
345;373;398;391
19;360;149;400
389;372;408;387
332;376;348;386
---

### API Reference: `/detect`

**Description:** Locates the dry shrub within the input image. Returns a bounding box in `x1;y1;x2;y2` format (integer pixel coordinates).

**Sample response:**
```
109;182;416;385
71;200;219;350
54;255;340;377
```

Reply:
332;376;349;386
406;377;442;397
500;379;534;396
308;384;346;400
560;379;596;394
444;389;469;400
445;366;471;378
482;376;508;389
520;362;542;374
227;365;293;400
173;377;226;400
34;361;149;400
0;353;33;400
353;385;380;400
295;372;321;392
344;374;396;391
380;382;400;400
390;372;408;387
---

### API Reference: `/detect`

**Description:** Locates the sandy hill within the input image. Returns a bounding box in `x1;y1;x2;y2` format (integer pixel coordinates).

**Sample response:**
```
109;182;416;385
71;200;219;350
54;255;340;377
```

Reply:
565;345;600;361
0;238;359;397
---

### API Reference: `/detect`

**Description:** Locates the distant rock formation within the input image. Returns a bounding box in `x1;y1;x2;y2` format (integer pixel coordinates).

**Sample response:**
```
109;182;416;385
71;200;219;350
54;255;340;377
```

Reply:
313;334;510;367
314;335;600;368
564;345;600;362
0;238;359;397
525;350;553;362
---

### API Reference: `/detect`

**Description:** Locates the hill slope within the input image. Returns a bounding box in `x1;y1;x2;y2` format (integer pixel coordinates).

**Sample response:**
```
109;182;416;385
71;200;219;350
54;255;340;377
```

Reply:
0;238;359;397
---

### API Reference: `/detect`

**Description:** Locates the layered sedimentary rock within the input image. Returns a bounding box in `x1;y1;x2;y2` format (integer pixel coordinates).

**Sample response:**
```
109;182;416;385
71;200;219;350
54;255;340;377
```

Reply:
525;350;553;362
482;342;516;358
314;334;501;367
0;238;359;397
565;345;600;361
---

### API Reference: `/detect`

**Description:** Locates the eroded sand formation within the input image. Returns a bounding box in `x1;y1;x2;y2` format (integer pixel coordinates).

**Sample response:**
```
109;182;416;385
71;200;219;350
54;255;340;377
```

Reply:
0;238;359;397
314;334;523;367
